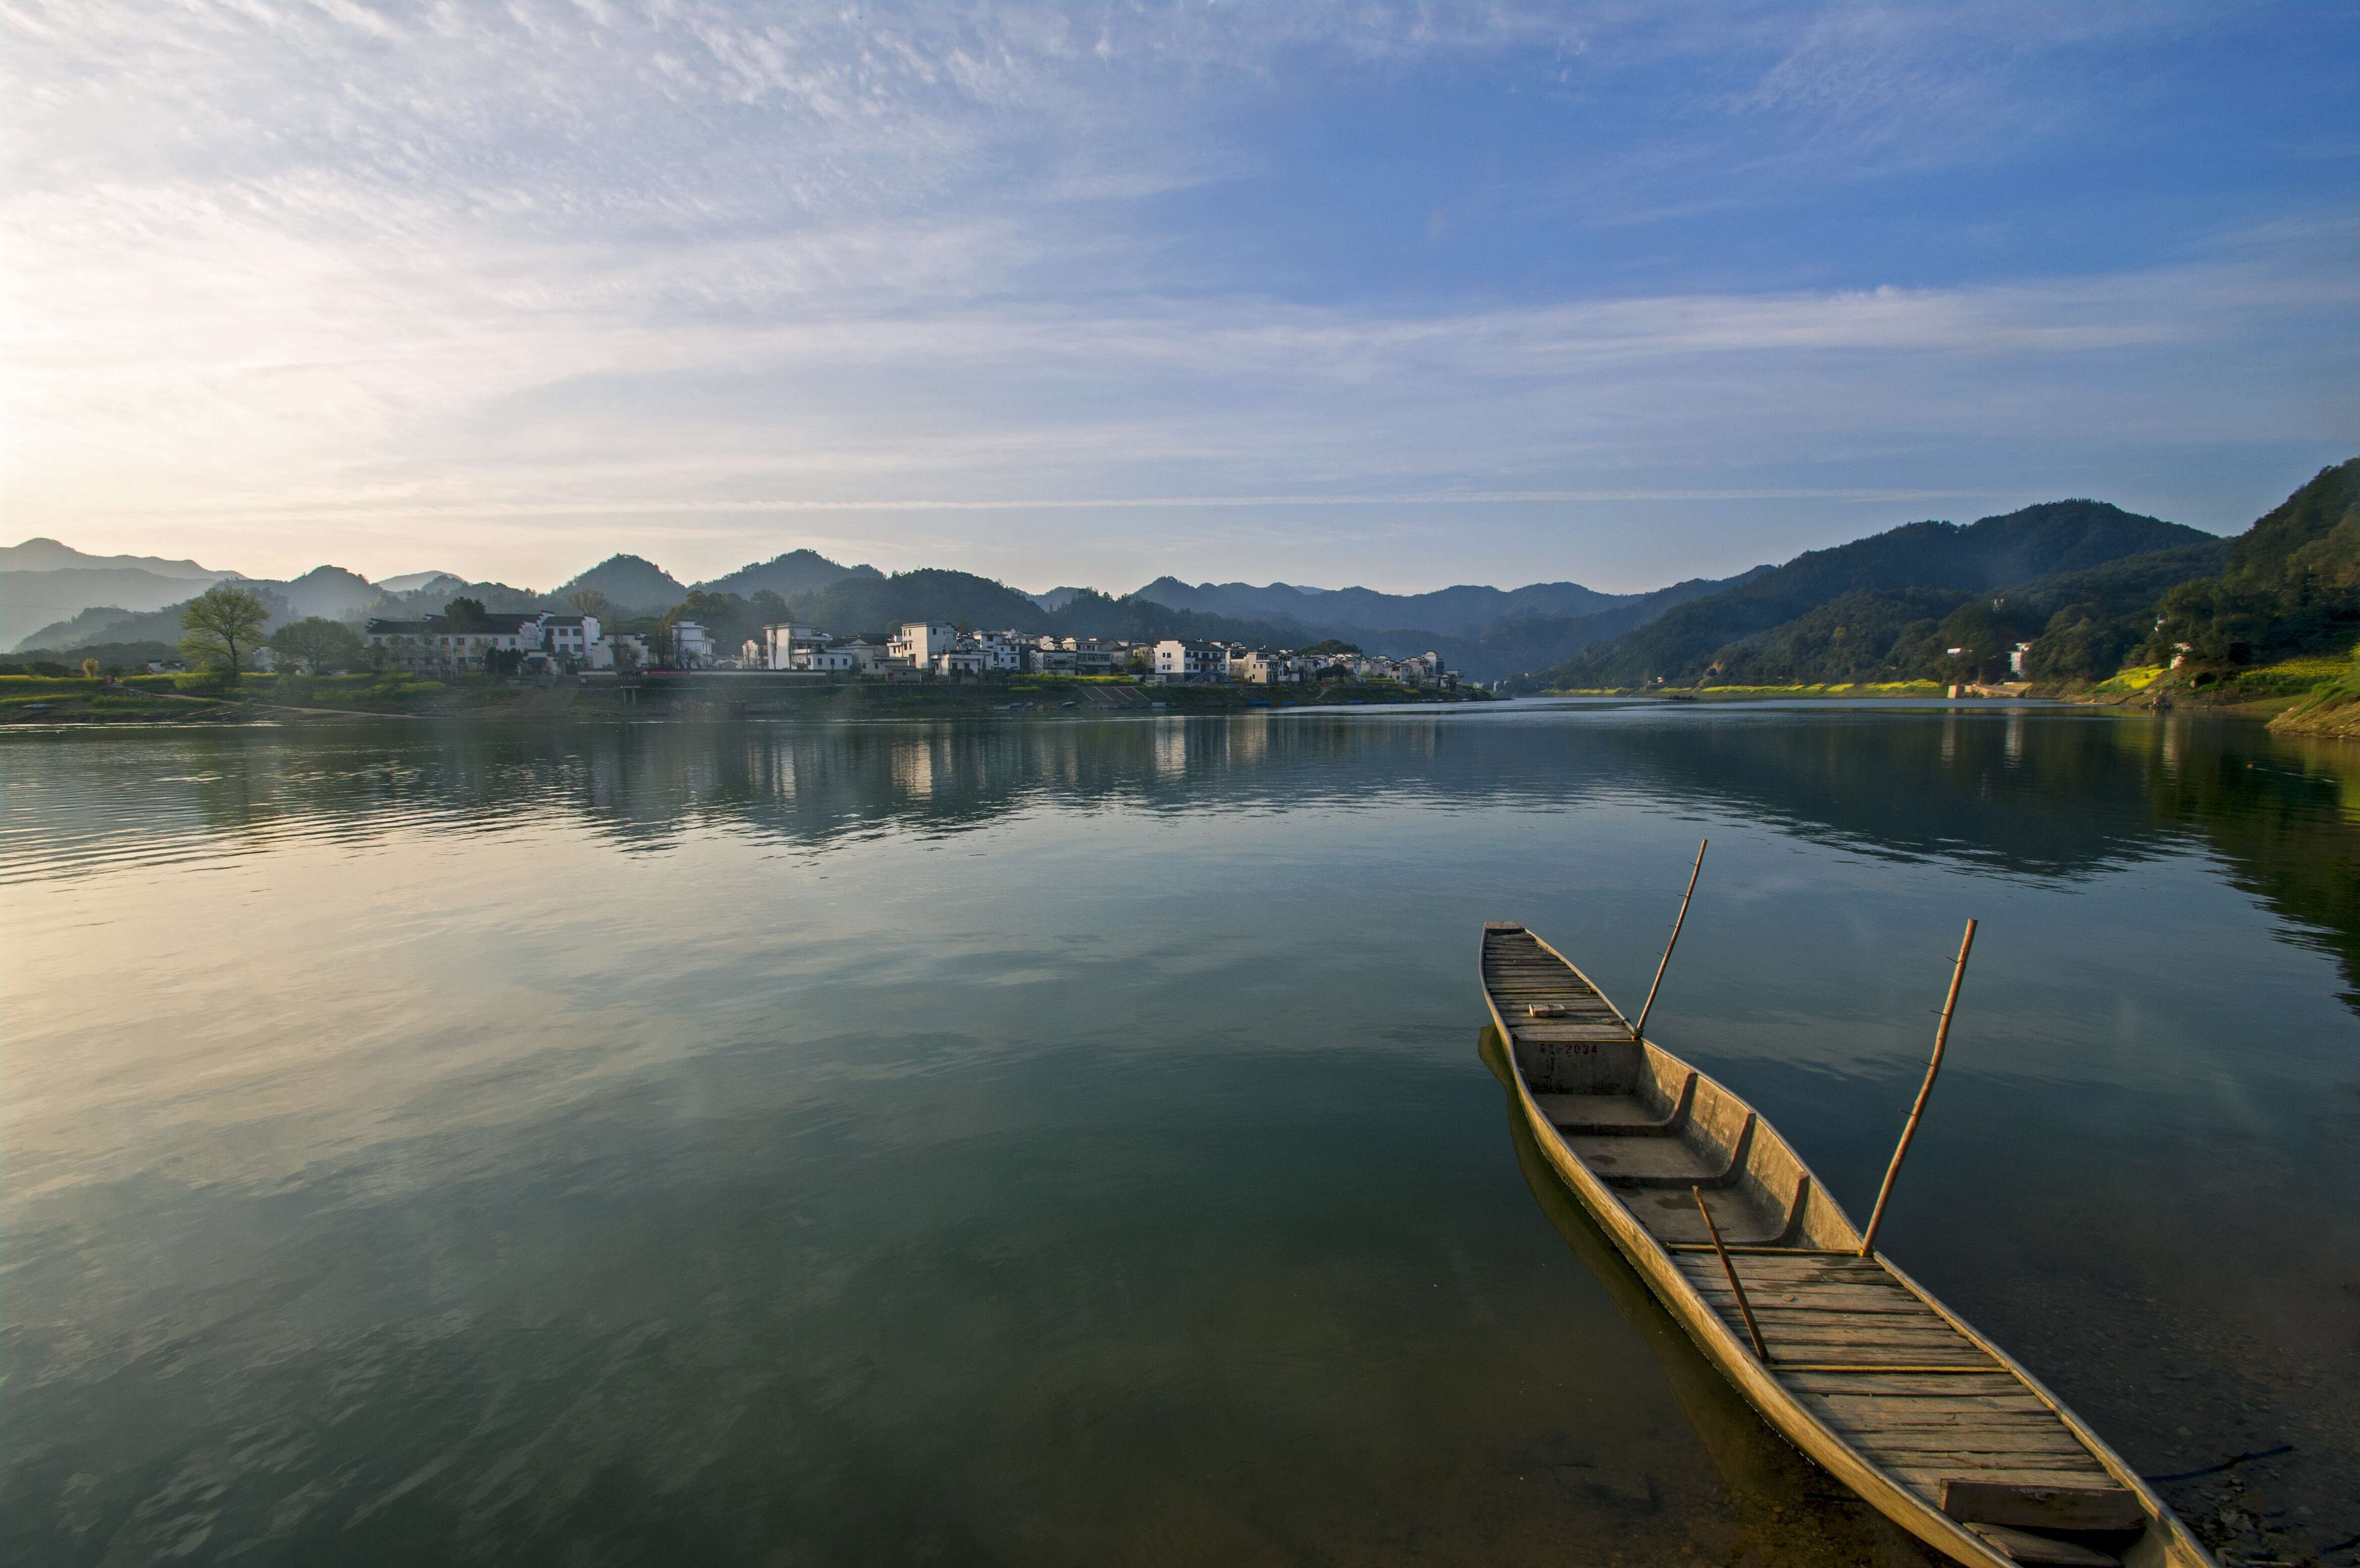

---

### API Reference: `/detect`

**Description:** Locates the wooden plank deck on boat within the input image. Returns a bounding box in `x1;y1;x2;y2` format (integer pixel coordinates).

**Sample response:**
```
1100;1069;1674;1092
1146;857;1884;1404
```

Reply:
1480;920;2216;1568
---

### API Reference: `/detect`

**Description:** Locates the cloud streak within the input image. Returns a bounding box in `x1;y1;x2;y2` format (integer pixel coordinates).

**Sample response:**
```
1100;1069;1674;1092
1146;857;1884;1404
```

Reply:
4;1;2353;591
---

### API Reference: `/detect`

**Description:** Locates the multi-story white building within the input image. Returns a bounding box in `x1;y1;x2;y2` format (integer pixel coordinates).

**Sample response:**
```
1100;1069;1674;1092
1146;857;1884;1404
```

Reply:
1152;640;1231;683
1232;651;1304;685
365;613;544;672
537;614;600;663
889;622;957;667
760;623;832;670
671;620;716;668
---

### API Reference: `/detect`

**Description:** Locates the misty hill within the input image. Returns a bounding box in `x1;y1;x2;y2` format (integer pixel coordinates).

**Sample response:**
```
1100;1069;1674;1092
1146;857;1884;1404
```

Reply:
0;538;232;578
376;570;465;594
13;567;541;654
2144;459;2360;667
1531;501;2211;689
0;538;245;649
555;555;686;614
698;549;882;601
1130;576;1631;636
774;570;1291;649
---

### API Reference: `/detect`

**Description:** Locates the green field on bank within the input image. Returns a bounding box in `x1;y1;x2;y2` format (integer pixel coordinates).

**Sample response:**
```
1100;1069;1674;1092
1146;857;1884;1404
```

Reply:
0;669;1493;724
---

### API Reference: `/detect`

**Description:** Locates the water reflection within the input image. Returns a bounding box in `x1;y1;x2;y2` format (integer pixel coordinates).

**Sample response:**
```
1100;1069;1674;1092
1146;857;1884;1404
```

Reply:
7;708;2356;1004
6;705;2358;1563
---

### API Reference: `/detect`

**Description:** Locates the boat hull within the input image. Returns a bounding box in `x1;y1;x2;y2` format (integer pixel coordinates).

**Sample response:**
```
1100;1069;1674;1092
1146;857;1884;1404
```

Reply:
1481;921;2213;1568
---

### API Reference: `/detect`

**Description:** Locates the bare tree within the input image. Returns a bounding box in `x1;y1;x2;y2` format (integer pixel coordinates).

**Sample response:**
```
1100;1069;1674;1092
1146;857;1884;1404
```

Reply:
568;587;613;619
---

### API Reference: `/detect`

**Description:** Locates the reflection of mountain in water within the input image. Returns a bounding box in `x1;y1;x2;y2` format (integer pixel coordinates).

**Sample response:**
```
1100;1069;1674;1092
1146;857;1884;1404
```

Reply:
1479;1024;1939;1568
7;708;2356;1004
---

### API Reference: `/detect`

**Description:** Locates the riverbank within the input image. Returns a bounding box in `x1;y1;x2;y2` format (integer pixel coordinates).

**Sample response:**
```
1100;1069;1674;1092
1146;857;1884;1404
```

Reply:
1532;679;1956;701
2043;656;2360;739
0;670;1499;725
1529;656;2360;740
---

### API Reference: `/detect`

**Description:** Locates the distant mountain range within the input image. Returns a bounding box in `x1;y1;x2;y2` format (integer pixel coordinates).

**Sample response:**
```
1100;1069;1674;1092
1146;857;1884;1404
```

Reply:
0;539;244;650
1127;576;1632;637
3;535;1718;679
24;467;2342;689
1520;500;2227;690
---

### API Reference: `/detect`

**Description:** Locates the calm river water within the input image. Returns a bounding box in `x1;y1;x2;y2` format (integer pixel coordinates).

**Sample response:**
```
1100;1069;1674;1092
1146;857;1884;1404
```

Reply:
5;701;2357;1566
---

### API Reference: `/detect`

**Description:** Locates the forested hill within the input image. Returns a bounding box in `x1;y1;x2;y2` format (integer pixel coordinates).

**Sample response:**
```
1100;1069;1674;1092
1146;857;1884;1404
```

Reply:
1526;501;2211;689
1129;576;1630;636
2144;459;2360;667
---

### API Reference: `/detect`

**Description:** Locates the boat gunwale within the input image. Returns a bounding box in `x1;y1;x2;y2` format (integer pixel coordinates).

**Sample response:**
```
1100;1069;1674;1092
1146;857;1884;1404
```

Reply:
1480;921;2214;1568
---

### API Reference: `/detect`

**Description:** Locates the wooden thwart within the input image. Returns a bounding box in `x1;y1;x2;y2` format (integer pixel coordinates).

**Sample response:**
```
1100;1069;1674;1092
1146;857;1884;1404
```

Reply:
1963;1524;2122;1567
1940;1480;2145;1533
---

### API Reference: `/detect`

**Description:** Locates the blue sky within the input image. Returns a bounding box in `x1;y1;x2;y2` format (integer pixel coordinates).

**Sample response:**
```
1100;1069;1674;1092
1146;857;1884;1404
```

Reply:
5;2;2355;594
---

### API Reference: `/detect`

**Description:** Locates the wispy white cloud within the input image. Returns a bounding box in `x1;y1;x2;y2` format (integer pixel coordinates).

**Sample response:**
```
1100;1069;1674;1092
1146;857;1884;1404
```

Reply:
2;0;2351;590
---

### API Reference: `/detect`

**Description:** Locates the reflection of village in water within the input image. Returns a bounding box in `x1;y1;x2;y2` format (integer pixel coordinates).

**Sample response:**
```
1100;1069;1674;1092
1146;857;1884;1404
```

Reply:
17;707;2358;1006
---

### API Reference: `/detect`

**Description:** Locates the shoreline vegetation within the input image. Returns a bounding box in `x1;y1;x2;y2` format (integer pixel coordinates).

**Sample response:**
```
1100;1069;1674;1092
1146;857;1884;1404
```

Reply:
1533;650;2360;738
1516;458;2358;739
0;670;1499;727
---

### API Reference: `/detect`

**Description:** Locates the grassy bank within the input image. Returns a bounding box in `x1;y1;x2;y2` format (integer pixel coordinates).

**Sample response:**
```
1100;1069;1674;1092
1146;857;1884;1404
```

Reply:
1537;679;1951;700
0;670;1494;726
2047;652;2360;738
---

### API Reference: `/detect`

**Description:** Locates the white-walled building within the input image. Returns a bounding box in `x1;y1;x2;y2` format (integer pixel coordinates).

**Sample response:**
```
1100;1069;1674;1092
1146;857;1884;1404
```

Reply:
671;620;716;668
1232;651;1304;685
365;613;545;672
889;622;957;667
1152;640;1231;683
761;623;832;671
538;614;600;662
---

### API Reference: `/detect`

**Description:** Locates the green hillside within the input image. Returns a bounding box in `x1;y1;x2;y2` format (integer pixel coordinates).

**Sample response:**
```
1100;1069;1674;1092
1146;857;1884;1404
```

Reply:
2141;459;2360;667
1527;500;2210;690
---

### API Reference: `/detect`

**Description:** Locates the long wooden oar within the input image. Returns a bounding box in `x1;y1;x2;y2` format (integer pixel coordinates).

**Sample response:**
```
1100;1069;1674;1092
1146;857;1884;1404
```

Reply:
1859;918;1978;1257
1632;838;1707;1041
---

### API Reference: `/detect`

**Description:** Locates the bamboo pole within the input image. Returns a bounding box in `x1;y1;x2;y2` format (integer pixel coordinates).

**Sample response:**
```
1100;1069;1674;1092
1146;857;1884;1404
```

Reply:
1859;918;1978;1257
1633;839;1707;1040
1695;1186;1771;1361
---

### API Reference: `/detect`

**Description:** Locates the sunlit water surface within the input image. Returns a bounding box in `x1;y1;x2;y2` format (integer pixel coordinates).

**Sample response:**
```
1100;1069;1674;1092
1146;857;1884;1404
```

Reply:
5;701;2357;1566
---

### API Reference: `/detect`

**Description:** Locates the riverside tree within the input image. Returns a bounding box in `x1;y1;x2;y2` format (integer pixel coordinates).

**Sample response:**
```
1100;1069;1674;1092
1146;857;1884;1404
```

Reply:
179;584;271;676
268;616;366;674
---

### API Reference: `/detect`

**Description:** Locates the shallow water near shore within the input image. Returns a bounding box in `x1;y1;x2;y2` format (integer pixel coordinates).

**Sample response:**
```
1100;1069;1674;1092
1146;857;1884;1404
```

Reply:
5;700;2358;1565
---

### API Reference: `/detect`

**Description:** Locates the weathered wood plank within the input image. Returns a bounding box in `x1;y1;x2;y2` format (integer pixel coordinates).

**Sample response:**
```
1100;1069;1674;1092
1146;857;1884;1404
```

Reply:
1695;1293;1951;1319
1896;1466;2120;1494
1677;1254;1896;1278
1846;1427;2093;1458
1749;1332;1992;1358
1938;1480;2144;1532
1779;1370;2033;1399
1718;1315;1978;1344
1800;1399;2070;1429
1693;1286;1944;1310
1962;1523;2122;1566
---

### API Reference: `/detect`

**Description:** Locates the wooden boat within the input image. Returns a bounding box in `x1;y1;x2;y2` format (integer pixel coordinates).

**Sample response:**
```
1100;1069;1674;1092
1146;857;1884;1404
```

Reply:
1480;920;2216;1568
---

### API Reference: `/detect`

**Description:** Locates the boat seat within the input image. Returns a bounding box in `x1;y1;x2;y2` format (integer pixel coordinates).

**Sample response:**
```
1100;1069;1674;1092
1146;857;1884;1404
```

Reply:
1541;1073;1696;1137
1587;1113;1756;1189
